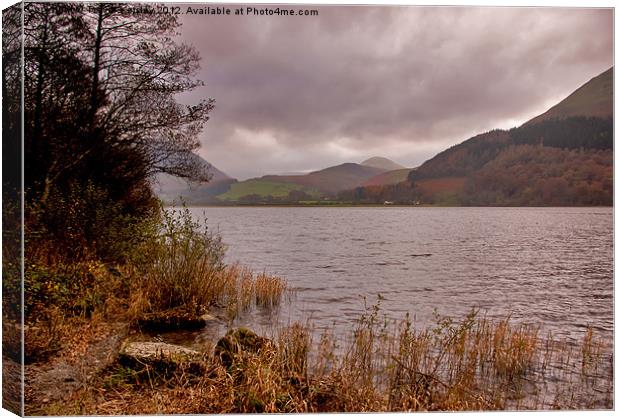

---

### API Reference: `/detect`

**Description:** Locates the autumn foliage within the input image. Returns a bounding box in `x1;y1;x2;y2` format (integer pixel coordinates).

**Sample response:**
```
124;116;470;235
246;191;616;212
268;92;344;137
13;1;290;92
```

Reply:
343;116;612;206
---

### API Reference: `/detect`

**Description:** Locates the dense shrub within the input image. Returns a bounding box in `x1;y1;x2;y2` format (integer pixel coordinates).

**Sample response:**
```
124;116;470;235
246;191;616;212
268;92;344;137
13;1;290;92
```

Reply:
27;180;158;262
129;207;226;317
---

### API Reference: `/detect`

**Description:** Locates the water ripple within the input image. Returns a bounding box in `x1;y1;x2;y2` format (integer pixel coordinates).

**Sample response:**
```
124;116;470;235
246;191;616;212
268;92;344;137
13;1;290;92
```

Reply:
192;206;613;343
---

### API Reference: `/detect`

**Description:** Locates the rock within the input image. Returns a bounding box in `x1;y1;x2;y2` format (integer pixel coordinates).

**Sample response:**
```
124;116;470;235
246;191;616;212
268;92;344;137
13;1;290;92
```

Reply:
214;328;273;369
200;312;218;322
120;341;200;361
136;307;218;331
119;341;202;371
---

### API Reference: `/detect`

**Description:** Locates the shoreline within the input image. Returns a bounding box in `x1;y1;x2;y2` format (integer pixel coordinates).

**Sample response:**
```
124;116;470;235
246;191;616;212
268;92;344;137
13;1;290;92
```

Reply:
22;304;614;414
164;203;614;208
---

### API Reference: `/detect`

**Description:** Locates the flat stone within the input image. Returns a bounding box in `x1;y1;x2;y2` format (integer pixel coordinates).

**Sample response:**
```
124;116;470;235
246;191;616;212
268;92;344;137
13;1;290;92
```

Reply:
119;341;201;365
200;312;217;322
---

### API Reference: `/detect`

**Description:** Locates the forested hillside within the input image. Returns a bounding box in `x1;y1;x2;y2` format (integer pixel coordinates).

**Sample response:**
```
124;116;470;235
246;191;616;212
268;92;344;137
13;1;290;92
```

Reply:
462;145;611;206
341;67;613;206
407;116;612;206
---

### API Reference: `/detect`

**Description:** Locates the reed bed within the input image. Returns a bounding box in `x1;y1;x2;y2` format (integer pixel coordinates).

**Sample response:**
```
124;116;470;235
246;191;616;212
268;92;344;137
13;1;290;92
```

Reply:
59;304;612;415
130;263;288;323
255;272;288;309
127;207;288;323
25;208;610;414
218;265;289;320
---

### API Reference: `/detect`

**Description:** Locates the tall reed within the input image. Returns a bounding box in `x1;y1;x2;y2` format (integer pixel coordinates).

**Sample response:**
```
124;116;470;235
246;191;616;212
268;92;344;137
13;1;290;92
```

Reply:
128;208;288;322
73;304;611;415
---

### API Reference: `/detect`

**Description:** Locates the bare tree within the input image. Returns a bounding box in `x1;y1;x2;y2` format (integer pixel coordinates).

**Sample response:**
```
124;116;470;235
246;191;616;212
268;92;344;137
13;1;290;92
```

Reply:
23;2;215;206
82;3;214;182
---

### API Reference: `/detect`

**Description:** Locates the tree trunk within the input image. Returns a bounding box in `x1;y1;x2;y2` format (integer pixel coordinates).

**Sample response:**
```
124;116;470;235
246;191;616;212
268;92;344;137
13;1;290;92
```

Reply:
88;3;104;132
32;7;50;151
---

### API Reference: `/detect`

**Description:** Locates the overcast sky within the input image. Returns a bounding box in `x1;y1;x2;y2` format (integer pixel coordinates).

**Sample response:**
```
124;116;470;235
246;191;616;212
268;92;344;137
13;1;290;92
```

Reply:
176;5;613;180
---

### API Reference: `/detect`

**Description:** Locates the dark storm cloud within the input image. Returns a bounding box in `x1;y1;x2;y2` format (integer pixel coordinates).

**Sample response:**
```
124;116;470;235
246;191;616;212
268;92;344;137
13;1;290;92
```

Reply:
176;6;613;179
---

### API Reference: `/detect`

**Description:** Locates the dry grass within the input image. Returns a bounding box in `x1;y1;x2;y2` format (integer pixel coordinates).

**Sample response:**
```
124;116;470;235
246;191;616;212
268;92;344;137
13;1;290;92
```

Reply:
129;262;288;325
24;258;132;363
127;208;288;324
255;272;288;309
217;265;288;321
129;208;226;318
44;305;612;415
23;207;289;363
22;207;611;414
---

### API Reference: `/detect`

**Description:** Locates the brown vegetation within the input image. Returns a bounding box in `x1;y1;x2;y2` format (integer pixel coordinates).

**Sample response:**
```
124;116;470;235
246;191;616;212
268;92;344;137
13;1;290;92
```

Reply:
415;177;467;204
29;305;612;415
343;115;612;206
20;204;612;414
23;207;289;363
415;177;467;195
22;205;290;414
463;145;612;206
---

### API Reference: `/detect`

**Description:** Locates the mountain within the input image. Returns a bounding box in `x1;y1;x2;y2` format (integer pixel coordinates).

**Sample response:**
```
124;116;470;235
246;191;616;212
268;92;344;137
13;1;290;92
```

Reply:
278;163;386;193
217;162;387;202
361;157;406;171
156;164;231;193
525;67;612;126
161;67;614;206
345;67;613;206
154;155;237;204
412;67;612;180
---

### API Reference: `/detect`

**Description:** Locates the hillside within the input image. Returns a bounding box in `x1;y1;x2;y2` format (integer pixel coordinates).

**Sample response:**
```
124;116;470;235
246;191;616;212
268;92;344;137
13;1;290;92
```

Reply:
362;168;412;187
218;162;387;202
409;129;512;180
361;157;405;171
462;145;611;206
282;163;386;193
157;66;613;207
217;179;320;201
525;67;612;126
344;67;613;206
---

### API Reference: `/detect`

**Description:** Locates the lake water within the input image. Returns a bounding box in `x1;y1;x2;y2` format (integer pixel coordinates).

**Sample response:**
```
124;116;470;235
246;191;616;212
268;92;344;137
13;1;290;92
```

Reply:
189;206;613;344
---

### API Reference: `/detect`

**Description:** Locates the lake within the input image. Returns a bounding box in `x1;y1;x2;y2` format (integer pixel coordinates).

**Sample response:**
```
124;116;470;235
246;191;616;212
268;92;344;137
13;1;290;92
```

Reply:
188;206;613;344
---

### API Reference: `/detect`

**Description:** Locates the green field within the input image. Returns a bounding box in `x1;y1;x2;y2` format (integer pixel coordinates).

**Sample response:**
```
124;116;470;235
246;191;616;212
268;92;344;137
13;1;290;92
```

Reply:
217;179;314;201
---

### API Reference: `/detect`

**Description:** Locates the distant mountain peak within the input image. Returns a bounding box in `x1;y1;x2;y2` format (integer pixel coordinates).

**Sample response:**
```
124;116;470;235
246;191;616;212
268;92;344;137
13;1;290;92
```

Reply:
361;157;405;171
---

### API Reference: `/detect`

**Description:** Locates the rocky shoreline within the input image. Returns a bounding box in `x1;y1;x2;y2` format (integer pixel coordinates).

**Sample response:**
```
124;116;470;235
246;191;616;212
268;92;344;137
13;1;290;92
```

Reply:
24;308;271;415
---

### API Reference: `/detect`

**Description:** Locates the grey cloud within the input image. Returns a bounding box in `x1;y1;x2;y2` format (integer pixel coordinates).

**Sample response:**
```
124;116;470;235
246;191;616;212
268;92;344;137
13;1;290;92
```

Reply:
176;6;612;179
